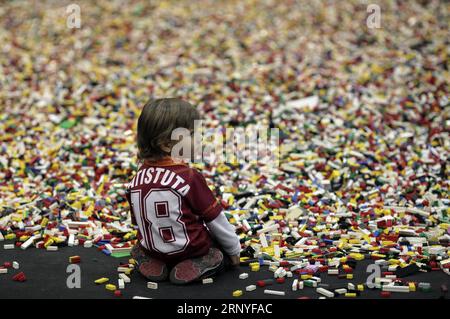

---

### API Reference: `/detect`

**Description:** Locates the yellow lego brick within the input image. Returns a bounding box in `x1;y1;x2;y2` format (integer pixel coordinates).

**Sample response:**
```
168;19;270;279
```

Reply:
232;290;243;297
270;215;283;221
124;233;133;240
123;269;132;275
84;204;94;217
5;233;16;240
12;216;23;222
285;252;302;258
368;193;378;200
251;265;260;272
388;259;400;265
53;237;64;244
349;253;365;261
44;239;54;248
40;217;49;227
95;277;109;284
106;284;117;291
19;235;30;242
71;201;82;210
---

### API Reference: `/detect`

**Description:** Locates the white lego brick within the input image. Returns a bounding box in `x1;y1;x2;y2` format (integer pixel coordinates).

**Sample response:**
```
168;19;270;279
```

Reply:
264;289;285;296
117;267;130;273
147;281;158;289
328;269;339;275
119;273;131;283
239;273;249;280
68;234;75;247
317;287;334;298
84;240;93;248
382;285;410;293
259;233;268;248
292;279;298;291
274;245;280;258
246;285;256;292
21;235;40;250
298;281;304;290
311;276;321;283
335;288;347;295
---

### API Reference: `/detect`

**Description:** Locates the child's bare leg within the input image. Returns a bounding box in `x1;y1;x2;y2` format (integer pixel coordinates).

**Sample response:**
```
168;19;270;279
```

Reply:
169;248;224;285
131;243;168;282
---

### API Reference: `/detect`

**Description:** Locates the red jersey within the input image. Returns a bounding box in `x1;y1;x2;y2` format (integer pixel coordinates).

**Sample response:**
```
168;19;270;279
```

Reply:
125;157;223;264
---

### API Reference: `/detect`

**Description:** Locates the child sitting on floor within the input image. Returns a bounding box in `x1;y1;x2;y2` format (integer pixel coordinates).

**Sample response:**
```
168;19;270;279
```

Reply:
126;98;241;284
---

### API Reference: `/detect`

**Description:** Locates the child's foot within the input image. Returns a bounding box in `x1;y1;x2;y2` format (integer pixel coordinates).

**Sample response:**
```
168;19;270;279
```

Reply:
169;248;224;285
131;244;168;282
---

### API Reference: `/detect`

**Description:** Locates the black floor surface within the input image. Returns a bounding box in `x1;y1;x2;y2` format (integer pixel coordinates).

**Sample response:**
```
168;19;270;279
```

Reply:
1;240;449;299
